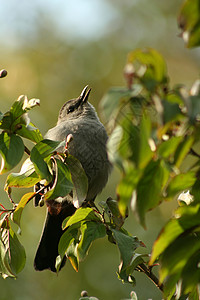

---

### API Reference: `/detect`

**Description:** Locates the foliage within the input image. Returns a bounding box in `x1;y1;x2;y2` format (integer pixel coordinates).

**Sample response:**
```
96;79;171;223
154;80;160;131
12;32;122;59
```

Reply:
0;1;200;299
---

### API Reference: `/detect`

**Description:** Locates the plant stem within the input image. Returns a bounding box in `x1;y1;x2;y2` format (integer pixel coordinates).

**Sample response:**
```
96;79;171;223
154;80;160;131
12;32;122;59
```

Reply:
24;146;31;156
138;263;164;292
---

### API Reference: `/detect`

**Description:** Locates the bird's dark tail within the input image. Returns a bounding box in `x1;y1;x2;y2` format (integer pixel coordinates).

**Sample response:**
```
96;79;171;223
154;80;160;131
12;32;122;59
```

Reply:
34;200;76;272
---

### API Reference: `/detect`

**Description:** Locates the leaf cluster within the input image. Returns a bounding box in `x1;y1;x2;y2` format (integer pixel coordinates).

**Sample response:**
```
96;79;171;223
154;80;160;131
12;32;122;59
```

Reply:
100;44;200;298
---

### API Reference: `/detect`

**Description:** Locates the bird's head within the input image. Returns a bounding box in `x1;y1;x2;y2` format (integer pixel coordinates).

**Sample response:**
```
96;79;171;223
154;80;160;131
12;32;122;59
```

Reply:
57;85;98;123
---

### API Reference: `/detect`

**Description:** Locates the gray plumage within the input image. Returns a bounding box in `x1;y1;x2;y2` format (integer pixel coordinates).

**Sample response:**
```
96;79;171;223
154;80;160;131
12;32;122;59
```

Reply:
34;86;111;272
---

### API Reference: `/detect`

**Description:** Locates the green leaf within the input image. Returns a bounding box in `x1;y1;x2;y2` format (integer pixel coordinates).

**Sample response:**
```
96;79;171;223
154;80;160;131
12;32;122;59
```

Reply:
112;229;141;274
65;155;88;208
16;122;43;143
30;139;65;181
13;192;35;229
57;226;78;271
158;136;183;159
106;125;124;170
0;132;24;174
8;226;26;274
166;171;196;199
150;204;200;264
0;95;40;134
174;135;194;168
178;0;200;48
127;48;168;91
119;114;153;169
77;221;106;261
106;198;125;229
45;158;73;200
117;165;141;217
181;250;200;295
63;207;100;229
5;158;40;188
100;86;140;122
186;95;200;124
162;99;183;125
132;159;169;227
0;225;26;278
160;233;200;283
66;239;79;272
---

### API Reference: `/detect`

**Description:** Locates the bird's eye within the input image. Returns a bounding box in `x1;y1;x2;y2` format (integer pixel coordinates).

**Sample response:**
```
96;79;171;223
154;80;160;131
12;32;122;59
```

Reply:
67;106;75;113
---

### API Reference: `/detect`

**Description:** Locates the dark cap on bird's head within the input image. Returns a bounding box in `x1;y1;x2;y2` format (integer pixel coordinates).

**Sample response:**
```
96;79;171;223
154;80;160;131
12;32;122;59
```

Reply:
57;85;98;123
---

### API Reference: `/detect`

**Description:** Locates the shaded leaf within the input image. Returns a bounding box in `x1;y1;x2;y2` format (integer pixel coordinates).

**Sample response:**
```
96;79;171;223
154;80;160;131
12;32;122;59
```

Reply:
65;154;88;208
100;86;140;122
112;229;141;274
0;132;24;174
117;165;141;217
8;227;26;274
78;221;106;261
132;159;169;227
0;225;26;278
45;158;73;200
30;139;65;181
57;226;78;271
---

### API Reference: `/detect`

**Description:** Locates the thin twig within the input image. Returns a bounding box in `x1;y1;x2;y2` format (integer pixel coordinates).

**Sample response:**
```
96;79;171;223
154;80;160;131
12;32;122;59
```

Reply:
24;146;31;156
137;263;164;292
190;148;200;159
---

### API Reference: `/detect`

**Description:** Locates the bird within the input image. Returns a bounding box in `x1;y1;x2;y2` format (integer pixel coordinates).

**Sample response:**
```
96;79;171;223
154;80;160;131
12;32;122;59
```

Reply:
34;85;112;272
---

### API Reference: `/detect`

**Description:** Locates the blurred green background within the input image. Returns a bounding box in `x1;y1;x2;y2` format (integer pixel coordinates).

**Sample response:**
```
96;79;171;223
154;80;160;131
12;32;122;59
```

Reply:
0;0;200;299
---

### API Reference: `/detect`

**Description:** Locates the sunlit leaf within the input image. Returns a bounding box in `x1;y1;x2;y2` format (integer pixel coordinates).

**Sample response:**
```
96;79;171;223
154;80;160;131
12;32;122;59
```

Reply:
5;158;40;188
174;135;194;168
17;122;43;143
166;171;196;199
158;136;183;159
66;240;79;272
150;204;200;265
178;0;200;48
13;192;35;229
159;233;200;283
127;48;168;91
0;132;24;174
63;207;100;229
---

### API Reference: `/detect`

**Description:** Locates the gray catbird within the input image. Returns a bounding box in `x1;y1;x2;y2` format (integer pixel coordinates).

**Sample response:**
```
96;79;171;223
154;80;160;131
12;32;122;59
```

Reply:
34;86;111;272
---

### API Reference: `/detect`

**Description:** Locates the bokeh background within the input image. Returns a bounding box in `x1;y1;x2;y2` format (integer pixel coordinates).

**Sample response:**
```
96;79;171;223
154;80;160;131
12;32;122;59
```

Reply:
0;0;200;299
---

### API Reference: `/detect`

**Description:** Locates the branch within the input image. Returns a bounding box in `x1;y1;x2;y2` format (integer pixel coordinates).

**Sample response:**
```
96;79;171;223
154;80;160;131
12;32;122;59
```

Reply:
137;263;164;292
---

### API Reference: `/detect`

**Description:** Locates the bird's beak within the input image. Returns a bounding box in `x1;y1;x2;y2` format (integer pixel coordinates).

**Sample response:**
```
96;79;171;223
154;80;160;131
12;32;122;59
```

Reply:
79;85;91;104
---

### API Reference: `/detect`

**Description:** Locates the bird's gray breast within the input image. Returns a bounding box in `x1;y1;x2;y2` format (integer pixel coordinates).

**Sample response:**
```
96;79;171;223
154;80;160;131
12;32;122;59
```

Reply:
45;118;111;200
